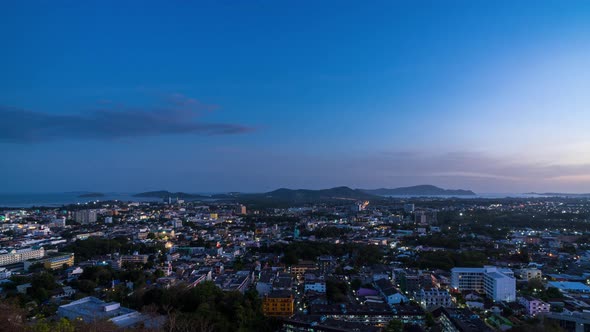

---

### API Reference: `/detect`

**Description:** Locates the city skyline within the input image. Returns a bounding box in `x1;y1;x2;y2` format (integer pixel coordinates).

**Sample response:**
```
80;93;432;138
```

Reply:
3;1;590;193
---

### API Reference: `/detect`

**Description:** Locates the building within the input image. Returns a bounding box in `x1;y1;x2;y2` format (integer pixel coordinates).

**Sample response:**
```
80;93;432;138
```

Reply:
517;268;542;281
451;266;515;302
121;252;149;265
414;288;453;310
547;281;590;293
317;255;336;275
104;217;113;224
404;204;415;213
282;317;381;332
309;303;398;326
519;296;550;317
396;269;433;292
256;270;276;296
73;209;97;224
433;307;494;332
0;267;12;279
58;296;161;329
44;253;75;270
236;204;247;215
415;209;437;225
50;217;67;227
304;274;326;293
544;312;590;332
374;278;408;305
291;261;317;278
0;247;45;266
483;269;516;302
262;290;294;317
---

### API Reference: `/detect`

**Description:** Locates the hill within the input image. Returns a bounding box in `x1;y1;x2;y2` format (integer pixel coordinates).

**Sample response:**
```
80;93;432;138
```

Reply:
254;186;376;202
133;190;209;199
361;185;475;196
77;192;105;198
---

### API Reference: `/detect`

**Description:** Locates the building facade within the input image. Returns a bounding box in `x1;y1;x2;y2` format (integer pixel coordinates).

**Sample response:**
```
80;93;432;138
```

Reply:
0;247;45;266
262;291;294;317
519;296;550;317
451;266;516;302
73;209;97;224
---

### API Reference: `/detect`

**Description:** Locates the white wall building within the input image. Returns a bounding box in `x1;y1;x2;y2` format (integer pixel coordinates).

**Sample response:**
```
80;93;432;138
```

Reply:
414;288;453;309
519;296;550;316
517;268;542;281
451;266;516;302
0;247;45;266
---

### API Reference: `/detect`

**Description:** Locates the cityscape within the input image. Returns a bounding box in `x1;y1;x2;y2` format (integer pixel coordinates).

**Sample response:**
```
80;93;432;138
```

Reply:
3;1;590;332
1;190;590;331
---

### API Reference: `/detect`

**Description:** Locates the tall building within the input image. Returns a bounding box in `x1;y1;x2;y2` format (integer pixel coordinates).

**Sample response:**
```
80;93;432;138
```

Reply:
73;209;97;224
415;209;437;225
451;266;516;302
236;204;247;215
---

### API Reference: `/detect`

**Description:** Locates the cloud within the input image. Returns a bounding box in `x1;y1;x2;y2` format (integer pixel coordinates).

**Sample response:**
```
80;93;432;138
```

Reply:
0;94;254;143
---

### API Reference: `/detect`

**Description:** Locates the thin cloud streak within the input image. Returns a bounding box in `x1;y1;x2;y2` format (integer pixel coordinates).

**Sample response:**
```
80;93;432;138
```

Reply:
0;95;255;143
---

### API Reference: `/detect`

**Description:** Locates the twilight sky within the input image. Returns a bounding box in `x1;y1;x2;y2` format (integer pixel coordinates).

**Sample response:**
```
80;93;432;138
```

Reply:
2;1;590;193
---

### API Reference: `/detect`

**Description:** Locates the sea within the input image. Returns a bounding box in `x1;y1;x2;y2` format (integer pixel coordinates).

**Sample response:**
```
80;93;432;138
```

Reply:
0;193;163;208
0;192;556;208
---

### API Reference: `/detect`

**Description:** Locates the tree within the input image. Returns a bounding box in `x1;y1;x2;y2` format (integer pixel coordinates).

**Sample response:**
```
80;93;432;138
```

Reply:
425;312;436;328
350;278;362;291
282;250;298;265
385;319;404;332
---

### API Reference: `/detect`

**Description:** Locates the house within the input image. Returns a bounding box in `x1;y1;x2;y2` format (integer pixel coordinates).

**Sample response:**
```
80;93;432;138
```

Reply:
304;273;326;293
374;278;407;305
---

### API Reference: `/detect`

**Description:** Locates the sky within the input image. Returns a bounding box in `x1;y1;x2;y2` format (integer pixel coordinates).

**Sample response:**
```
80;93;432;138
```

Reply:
2;1;590;193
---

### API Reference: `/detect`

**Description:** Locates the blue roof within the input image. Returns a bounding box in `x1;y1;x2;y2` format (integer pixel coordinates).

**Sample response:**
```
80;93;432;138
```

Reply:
548;281;590;292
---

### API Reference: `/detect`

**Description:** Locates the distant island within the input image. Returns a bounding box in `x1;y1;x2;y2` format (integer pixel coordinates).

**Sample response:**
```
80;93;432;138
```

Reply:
525;192;590;197
133;190;209;199
257;186;375;202
361;185;476;196
77;192;105;198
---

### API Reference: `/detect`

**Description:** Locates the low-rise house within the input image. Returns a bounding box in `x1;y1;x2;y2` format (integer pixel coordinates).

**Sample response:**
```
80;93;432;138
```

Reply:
374;278;408;305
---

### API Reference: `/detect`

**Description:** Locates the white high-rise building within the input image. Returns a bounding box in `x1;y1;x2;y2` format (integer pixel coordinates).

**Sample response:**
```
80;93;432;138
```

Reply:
451;266;516;302
73;210;97;224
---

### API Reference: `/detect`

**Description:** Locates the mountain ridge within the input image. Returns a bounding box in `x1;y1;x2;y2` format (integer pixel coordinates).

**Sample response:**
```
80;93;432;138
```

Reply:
133;185;476;201
360;185;476;196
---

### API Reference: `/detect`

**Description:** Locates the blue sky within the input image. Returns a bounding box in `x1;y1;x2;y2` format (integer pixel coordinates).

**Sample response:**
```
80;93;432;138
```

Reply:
2;1;590;193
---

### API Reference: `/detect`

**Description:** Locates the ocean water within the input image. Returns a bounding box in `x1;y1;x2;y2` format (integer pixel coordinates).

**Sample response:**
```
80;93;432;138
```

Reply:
383;193;554;199
0;192;554;208
0;193;163;208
